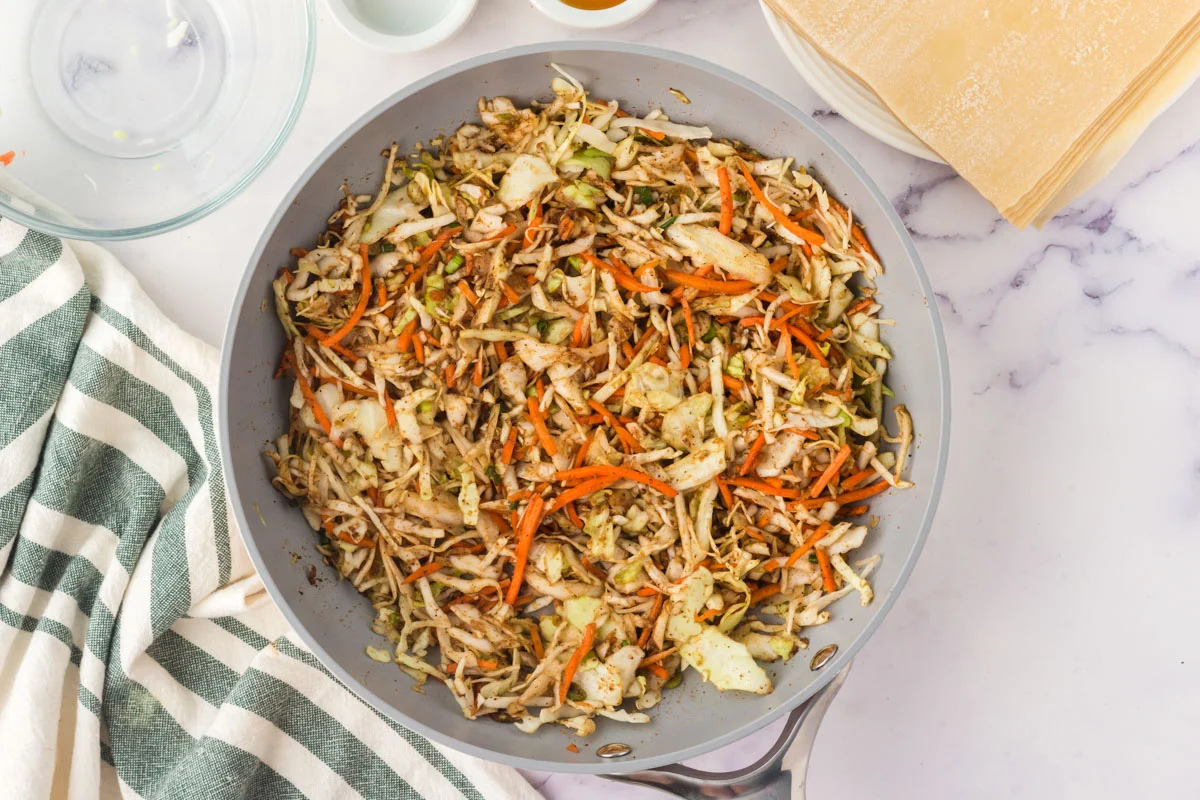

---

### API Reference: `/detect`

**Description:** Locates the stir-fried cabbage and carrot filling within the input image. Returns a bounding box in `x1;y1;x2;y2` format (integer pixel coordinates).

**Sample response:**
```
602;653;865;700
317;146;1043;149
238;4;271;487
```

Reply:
267;67;914;737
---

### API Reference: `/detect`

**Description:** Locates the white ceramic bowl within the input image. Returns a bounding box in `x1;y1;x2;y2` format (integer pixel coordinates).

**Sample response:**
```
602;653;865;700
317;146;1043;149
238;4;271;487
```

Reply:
530;0;658;30
326;0;477;52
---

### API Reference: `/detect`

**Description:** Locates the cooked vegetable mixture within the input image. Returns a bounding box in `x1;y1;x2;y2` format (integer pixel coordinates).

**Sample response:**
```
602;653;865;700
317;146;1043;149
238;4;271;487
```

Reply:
267;67;913;736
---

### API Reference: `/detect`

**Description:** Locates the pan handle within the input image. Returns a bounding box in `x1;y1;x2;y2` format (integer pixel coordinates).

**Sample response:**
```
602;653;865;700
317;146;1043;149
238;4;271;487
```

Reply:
602;663;850;800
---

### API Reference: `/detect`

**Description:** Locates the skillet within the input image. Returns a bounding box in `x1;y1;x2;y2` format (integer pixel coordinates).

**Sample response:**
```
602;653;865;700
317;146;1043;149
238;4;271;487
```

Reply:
218;41;950;797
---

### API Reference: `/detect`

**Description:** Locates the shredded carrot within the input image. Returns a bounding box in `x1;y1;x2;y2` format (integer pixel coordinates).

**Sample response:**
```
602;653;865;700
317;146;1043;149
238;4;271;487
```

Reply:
784;336;800;381
493;341;508;362
274;348;294;379
375;282;387;307
640;127;666;141
634;259;661;279
580;556;607;580
738;162;826;246
554;465;678;498
663;269;756;294
0;151;14;167
573;434;594;469
506;495;545;606
395;319;417;353
778;522;832;569
446;658;500;673
717;166;733;235
323;377;372;397
444;363;457;388
738;526;764;542
530;625;545;659
524;200;543;250
419;226;457;265
845;297;874;317
637;593;664;649
320;244;372;348
566;743;580;754
486;222;518;241
570;314;589;348
810;443;851;498
337;531;376;548
457;280;479;306
726;476;803;499
826;479;891;506
298;376;339;445
402;264;429;291
681;297;695;348
583;253;656;293
769;256;789;273
412;332;425;364
717;478;734;508
722;374;746;394
644;662;670;680
636;586;661;597
382;390;397;428
629;325;656;356
472;355;484;387
841;467;876;491
565;502;583;528
403;562;443;584
546;475;621;514
640;647;678;667
560;621;596;703
851;223;878;259
695;607;723;623
500;425;519;466
787;322;829;367
740;431;767;476
558;215;574;240
749;582;781;604
499;281;522;305
585;399;644;453
527;397;557;457
816;547;837;592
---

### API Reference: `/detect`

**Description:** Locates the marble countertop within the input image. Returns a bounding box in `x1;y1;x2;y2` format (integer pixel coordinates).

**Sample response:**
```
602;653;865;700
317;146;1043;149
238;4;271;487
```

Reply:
106;1;1200;797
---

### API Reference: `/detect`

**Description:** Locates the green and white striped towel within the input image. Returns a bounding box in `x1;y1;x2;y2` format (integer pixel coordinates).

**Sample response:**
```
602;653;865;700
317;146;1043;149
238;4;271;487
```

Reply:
0;217;541;800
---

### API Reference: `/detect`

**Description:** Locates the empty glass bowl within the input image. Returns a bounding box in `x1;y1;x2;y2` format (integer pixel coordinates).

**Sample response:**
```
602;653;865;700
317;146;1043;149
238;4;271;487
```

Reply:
0;0;314;240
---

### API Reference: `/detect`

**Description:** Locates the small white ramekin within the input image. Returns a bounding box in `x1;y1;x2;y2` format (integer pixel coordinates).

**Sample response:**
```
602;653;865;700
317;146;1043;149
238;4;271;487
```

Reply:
326;0;478;52
530;0;659;30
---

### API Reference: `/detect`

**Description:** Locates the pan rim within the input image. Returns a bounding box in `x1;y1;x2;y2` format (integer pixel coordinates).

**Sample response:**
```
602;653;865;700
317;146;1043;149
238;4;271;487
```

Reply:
218;39;951;775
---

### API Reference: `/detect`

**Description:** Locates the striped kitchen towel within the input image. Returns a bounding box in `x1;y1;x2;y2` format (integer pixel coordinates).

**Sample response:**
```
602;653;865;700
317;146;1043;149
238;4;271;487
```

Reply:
0;217;541;800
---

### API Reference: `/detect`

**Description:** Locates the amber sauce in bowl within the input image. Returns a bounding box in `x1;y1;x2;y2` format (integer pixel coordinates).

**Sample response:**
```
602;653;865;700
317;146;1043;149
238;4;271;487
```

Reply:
532;0;656;28
560;0;627;9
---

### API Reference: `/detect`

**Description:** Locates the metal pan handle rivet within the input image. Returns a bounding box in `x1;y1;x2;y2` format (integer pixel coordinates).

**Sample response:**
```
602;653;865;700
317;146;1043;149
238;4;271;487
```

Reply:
810;644;838;670
597;743;633;758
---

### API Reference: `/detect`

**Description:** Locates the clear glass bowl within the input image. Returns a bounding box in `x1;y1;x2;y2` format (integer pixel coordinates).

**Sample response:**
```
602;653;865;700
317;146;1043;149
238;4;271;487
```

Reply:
0;0;315;240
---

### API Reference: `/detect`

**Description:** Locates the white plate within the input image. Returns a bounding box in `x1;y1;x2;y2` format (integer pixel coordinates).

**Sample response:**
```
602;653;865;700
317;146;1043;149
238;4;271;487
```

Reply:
761;2;945;164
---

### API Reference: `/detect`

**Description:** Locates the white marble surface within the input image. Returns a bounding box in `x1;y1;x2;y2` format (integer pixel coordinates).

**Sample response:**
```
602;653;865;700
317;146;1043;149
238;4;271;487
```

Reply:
101;1;1200;797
